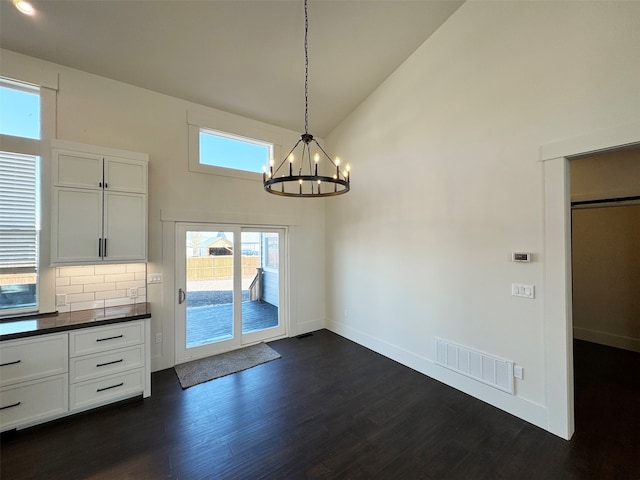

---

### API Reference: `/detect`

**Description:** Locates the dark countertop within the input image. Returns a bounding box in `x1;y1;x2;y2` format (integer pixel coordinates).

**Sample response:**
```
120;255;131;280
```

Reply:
0;303;152;341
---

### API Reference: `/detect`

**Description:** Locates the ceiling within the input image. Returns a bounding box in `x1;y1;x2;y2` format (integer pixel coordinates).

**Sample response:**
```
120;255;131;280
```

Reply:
0;0;463;137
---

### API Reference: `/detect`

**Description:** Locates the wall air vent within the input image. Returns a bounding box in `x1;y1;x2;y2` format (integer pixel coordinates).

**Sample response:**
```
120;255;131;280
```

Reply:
435;338;515;395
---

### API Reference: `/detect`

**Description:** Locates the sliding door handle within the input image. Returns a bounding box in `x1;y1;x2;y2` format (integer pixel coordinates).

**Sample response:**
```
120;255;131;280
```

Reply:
178;288;186;305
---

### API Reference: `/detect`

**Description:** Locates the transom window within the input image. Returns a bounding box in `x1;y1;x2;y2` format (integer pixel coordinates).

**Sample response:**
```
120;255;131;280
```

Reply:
199;129;271;174
0;79;40;140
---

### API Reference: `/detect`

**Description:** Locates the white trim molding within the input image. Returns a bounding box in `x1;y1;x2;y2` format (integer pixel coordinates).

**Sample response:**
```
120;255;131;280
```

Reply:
540;121;640;440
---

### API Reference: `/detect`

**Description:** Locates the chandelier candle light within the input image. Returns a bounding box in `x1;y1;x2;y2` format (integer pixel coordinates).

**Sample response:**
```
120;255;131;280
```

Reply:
263;0;351;197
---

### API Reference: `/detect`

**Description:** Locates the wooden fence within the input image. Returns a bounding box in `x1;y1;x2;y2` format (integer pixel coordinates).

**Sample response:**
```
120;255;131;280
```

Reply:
187;256;260;281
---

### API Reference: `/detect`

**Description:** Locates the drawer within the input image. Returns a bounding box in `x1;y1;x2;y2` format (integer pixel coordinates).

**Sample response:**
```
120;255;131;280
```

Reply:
70;321;143;357
0;334;68;387
70;369;144;411
0;374;68;432
70;345;144;383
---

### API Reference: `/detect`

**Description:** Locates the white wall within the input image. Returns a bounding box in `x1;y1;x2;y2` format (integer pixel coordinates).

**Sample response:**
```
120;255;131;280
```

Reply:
325;1;640;437
1;49;327;371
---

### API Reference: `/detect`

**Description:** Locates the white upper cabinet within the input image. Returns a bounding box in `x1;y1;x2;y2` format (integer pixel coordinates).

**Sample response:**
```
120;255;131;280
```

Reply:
53;151;103;189
50;140;148;265
104;156;147;193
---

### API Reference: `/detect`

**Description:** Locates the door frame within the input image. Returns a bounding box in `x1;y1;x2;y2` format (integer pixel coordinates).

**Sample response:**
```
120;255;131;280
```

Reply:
174;222;289;364
540;121;640;440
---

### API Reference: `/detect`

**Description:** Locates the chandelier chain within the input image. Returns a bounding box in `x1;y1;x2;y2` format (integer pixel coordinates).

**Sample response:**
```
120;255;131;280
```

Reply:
262;0;350;197
304;0;309;134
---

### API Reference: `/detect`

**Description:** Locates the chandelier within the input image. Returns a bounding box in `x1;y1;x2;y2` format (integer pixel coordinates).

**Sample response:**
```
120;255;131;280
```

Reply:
263;0;350;197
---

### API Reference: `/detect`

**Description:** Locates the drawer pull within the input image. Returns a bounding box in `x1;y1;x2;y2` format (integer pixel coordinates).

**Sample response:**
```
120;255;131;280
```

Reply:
0;402;21;411
0;359;21;367
97;382;124;393
96;359;124;368
96;335;124;342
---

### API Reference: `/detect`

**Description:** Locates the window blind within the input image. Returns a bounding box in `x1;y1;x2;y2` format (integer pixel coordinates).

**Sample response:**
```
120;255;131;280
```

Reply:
0;151;38;273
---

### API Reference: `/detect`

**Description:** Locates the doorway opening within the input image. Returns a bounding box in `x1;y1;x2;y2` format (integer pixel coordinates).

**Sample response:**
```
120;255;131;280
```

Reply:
541;123;639;439
569;145;640;445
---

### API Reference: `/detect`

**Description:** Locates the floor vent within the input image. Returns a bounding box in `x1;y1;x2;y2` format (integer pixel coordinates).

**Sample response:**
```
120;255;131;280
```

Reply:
435;338;514;395
296;333;314;339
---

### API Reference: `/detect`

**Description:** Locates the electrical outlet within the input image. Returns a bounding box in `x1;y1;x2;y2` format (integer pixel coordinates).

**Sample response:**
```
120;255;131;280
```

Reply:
130;288;138;299
56;294;67;307
514;365;524;379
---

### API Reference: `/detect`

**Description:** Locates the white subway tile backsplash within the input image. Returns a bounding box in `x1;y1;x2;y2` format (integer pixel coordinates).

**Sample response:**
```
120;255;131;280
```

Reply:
56;285;84;295
105;297;133;307
83;282;117;293
55;263;146;312
126;264;146;273
116;280;146;290
70;300;105;311
69;275;105;285
67;292;96;303
94;264;128;275
58;266;96;277
95;289;127;300
104;273;135;283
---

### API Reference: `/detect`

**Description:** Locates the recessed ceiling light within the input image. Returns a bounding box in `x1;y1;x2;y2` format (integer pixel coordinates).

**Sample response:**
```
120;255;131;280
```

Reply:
14;0;35;16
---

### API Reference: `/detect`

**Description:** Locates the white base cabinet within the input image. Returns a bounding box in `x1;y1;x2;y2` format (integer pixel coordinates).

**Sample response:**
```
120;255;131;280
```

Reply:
0;333;69;431
69;321;150;414
0;319;150;432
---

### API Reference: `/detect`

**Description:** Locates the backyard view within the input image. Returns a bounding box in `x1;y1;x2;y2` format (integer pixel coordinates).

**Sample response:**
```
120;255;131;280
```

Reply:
185;230;279;348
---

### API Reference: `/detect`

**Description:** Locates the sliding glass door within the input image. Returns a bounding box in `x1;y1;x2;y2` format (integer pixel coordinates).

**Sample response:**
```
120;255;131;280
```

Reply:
175;224;286;363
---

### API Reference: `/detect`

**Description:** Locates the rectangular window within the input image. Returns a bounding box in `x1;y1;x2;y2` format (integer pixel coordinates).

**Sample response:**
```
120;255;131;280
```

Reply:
199;129;271;174
0;79;40;140
0;78;43;315
0;152;39;314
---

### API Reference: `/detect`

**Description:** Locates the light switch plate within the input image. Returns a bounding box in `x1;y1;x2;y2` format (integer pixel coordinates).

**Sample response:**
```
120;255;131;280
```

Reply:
512;283;535;299
148;273;163;284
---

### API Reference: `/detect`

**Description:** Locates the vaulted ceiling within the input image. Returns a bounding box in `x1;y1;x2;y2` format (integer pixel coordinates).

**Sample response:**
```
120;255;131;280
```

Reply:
1;0;464;137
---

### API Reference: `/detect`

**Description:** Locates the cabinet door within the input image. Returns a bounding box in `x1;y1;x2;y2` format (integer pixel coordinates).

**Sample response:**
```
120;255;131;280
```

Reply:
104;157;147;193
52;187;103;264
103;192;146;262
52;150;103;189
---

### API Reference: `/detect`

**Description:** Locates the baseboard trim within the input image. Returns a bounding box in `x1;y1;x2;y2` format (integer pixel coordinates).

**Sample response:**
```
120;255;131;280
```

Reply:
573;327;640;353
326;319;549;435
293;318;325;337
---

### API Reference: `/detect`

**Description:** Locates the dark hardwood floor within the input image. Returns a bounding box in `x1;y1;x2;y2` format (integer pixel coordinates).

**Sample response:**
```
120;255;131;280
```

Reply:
1;331;639;479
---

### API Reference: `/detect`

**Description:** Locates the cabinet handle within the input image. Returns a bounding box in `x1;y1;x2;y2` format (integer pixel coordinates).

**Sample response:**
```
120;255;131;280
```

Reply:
105;183;108;189
0;359;21;367
98;238;102;257
104;238;107;257
97;382;123;393
96;359;124;368
0;402;21;411
99;181;103;188
96;334;124;342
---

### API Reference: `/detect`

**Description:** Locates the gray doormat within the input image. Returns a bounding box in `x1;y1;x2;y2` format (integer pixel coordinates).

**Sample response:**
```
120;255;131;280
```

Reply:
174;343;281;389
